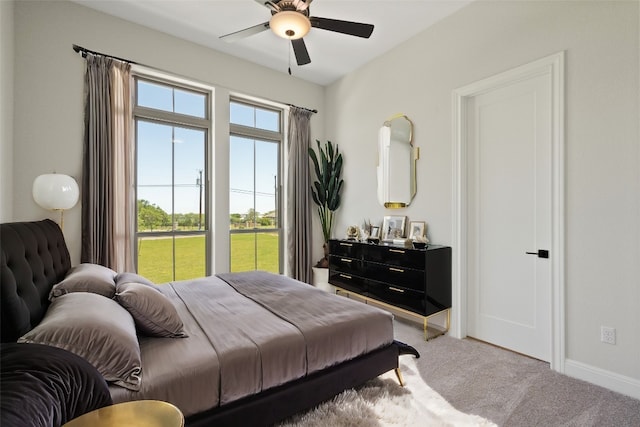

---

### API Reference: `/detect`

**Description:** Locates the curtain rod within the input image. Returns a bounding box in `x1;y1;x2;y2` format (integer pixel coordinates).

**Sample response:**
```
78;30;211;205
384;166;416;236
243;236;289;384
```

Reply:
288;104;318;114
73;44;318;114
73;44;139;65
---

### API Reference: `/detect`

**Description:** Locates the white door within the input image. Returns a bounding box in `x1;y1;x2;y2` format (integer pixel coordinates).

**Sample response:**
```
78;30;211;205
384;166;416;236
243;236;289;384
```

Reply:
466;72;552;361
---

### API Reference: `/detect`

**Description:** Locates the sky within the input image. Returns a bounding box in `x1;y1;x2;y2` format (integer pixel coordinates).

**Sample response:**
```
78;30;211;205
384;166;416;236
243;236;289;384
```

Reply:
136;81;280;217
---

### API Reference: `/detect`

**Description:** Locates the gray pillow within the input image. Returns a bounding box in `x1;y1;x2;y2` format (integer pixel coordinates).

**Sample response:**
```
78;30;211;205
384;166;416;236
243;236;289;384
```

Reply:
18;293;142;391
116;282;187;338
49;263;117;300
115;272;160;292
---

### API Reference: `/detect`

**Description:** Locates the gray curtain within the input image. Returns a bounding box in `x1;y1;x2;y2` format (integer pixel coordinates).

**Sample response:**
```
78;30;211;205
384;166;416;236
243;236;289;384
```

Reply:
287;107;313;283
81;53;134;272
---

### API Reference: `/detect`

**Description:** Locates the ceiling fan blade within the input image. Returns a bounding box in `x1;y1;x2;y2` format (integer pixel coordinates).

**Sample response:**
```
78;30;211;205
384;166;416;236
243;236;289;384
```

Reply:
220;22;270;42
310;17;374;38
291;38;311;66
294;0;313;12
255;0;280;12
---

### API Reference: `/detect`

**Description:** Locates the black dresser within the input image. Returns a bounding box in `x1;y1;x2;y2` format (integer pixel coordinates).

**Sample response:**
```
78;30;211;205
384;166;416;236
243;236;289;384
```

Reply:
328;239;452;339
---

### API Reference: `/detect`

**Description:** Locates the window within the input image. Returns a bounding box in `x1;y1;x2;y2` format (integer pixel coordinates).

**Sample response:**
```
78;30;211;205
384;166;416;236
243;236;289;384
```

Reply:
134;77;210;283
229;99;283;273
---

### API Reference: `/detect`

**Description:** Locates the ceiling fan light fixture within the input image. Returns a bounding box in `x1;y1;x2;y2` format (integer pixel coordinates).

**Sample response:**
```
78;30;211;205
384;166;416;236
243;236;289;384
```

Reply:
270;11;310;40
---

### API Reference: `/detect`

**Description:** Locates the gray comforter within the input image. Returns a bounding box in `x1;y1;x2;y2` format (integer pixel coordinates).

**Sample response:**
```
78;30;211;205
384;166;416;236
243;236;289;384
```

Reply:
110;271;394;417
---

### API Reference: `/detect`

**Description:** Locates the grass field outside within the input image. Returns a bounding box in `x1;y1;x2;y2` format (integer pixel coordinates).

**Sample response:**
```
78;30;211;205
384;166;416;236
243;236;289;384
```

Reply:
137;232;280;283
230;232;280;274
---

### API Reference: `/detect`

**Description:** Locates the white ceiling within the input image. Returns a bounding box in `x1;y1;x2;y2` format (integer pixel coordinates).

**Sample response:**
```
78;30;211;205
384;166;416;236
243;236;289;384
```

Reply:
71;0;473;86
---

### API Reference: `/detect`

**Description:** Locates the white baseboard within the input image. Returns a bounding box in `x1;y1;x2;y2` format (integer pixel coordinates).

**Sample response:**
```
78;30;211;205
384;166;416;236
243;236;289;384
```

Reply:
564;359;640;400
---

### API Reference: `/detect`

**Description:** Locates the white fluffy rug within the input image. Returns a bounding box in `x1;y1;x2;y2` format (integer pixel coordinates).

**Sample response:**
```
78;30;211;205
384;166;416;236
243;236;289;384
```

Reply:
278;358;497;427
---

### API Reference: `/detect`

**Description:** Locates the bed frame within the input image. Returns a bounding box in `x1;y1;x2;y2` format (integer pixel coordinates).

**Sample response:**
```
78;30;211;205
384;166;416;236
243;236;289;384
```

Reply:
1;220;415;426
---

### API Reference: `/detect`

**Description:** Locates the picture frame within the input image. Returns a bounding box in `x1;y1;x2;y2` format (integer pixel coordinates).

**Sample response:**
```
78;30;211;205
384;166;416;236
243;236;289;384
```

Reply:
369;225;381;239
408;221;426;240
382;216;406;241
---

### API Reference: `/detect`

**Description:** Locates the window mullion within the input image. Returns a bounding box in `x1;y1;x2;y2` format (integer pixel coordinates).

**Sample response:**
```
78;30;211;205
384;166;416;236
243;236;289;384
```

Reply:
172;126;176;281
134;106;209;129
254;139;258;270
229;123;280;141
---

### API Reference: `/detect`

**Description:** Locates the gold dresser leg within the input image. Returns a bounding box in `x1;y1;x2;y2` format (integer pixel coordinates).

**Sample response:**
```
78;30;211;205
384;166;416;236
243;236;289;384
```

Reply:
423;317;428;341
394;368;405;387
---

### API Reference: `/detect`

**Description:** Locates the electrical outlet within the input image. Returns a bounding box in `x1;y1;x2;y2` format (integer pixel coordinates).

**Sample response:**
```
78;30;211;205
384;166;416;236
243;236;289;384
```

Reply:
601;326;616;345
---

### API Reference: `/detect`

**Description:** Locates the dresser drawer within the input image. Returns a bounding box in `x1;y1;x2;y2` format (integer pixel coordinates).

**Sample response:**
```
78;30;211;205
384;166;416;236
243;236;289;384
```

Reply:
328;255;362;275
329;270;366;293
366;281;426;315
364;261;425;292
329;240;362;258
366;245;425;270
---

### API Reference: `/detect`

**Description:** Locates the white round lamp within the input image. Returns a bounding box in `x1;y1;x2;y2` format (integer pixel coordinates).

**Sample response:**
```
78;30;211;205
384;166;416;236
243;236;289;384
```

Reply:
270;11;311;40
33;173;80;229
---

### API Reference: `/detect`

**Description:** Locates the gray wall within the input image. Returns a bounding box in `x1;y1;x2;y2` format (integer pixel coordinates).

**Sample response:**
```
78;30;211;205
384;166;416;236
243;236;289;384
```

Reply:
326;0;639;396
11;0;326;269
0;0;14;222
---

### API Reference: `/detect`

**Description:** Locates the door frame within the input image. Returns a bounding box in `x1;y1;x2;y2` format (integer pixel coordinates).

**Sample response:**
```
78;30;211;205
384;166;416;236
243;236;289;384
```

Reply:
451;52;566;372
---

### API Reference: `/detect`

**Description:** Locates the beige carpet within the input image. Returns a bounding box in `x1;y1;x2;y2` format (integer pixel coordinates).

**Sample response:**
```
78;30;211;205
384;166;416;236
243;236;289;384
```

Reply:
392;319;640;427
278;357;496;427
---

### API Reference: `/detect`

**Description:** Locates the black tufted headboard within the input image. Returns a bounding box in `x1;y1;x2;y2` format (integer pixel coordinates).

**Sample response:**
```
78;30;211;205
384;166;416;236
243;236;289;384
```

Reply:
0;219;71;342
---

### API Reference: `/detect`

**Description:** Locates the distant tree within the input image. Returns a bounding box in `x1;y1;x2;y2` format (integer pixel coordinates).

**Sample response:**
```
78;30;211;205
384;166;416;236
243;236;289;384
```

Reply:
258;217;272;227
137;200;169;231
243;208;259;226
261;210;276;227
178;213;199;229
191;213;203;228
174;213;184;228
230;213;243;227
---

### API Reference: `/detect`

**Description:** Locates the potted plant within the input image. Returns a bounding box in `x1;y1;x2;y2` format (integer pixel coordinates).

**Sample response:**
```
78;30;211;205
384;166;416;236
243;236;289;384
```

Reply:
309;140;344;268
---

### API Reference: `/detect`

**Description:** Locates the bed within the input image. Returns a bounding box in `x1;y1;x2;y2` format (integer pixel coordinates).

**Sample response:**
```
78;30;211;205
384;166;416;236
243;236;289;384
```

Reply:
1;219;417;426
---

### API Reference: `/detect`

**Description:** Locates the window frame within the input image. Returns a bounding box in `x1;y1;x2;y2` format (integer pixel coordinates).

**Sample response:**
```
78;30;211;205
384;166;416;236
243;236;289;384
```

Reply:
133;74;212;281
229;97;285;274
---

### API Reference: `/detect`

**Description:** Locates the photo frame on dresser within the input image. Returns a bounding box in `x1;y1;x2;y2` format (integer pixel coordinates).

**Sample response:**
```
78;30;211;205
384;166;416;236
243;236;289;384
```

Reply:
382;216;406;241
409;221;426;240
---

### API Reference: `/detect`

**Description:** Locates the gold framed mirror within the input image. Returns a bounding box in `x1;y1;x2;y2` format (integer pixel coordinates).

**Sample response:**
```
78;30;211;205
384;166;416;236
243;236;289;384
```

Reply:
377;114;418;208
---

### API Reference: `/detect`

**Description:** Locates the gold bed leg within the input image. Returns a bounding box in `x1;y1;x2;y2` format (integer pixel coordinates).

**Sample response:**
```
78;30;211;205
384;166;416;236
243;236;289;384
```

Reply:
394;368;405;387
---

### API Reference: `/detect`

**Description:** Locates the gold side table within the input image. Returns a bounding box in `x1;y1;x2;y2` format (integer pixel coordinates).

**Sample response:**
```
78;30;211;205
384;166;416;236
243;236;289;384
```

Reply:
63;400;184;427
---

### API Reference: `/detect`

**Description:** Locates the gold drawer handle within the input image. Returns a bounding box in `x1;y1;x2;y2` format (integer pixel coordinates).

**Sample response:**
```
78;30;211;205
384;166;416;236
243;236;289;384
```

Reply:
340;258;353;263
389;249;405;254
389;286;405;293
340;242;353;247
339;274;352;279
389;267;405;273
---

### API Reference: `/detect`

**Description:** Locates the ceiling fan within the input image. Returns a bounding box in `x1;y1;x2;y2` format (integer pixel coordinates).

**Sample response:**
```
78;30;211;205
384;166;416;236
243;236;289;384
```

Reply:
220;0;374;67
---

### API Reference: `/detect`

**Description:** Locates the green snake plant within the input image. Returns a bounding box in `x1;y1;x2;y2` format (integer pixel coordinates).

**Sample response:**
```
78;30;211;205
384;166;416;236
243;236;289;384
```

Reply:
309;140;344;244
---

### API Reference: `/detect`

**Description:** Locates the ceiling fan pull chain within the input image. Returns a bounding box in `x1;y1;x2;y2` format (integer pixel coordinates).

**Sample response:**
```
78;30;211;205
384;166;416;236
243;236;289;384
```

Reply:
288;40;292;75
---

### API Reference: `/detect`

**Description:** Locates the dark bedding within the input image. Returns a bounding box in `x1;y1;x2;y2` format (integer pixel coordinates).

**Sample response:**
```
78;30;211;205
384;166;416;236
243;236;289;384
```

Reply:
0;342;112;427
110;271;394;416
